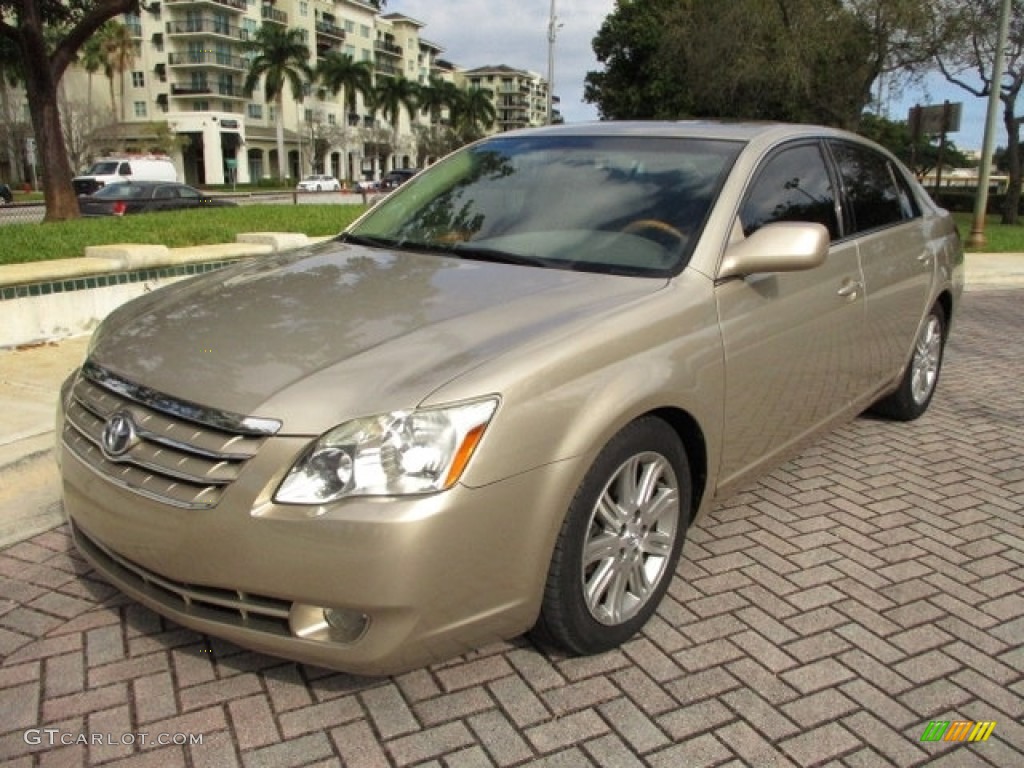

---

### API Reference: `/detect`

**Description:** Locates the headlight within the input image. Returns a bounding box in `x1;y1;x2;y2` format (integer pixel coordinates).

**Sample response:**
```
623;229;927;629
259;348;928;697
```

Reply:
274;397;499;504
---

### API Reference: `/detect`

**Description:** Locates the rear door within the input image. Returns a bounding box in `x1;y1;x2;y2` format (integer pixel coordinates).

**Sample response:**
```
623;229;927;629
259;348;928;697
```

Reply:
827;140;933;389
715;140;867;492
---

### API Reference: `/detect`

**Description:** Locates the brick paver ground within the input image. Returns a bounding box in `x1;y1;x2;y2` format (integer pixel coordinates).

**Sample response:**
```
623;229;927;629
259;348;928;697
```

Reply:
1;289;1021;768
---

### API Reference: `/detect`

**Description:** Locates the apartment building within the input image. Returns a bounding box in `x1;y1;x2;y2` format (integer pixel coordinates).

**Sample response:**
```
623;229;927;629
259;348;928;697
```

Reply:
3;1;554;186
59;1;447;185
461;65;558;131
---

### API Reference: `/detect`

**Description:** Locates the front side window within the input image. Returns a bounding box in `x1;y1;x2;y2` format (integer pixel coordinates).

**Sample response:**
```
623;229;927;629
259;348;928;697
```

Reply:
349;135;742;276
830;141;912;233
740;143;839;240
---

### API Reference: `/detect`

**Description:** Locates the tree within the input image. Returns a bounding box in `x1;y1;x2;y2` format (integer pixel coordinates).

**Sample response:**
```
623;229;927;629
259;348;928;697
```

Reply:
78;24;106;117
98;19;133;121
315;51;371;181
372;75;419;167
858;112;970;178
929;0;1024;223
243;24;313;182
584;0;682;119
417;75;459;126
0;0;141;221
451;86;496;143
316;51;372;117
0;34;24;182
585;0;937;129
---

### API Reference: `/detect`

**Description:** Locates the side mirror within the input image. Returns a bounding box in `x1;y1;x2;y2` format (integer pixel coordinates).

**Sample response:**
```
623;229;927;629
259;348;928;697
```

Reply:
718;221;829;280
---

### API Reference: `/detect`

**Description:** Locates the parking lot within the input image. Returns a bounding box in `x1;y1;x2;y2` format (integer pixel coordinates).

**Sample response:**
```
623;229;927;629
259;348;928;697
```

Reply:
1;288;1021;767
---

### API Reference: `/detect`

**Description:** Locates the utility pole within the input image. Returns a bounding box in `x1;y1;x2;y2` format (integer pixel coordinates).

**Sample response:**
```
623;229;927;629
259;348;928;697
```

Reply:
546;0;558;125
968;0;1012;248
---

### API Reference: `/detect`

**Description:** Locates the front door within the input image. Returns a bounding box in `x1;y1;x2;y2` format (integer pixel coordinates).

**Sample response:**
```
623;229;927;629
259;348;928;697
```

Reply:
715;141;867;493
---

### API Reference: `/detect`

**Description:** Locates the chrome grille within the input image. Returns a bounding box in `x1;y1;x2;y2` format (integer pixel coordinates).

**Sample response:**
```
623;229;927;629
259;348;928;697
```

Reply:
63;363;279;509
73;523;292;636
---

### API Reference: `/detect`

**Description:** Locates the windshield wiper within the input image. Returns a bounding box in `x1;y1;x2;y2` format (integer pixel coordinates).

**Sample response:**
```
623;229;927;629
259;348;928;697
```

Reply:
338;233;401;249
445;244;554;269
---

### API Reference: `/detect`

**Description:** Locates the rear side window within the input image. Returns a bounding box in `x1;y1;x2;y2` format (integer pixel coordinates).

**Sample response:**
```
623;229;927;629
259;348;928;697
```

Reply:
830;142;917;233
740;143;839;240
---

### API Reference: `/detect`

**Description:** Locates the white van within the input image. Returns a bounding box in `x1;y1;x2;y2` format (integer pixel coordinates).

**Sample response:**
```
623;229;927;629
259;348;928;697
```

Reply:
73;156;178;196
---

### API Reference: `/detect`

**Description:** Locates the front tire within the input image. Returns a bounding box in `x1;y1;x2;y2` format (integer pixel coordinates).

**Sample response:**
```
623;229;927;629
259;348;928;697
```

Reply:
872;302;947;421
534;417;691;655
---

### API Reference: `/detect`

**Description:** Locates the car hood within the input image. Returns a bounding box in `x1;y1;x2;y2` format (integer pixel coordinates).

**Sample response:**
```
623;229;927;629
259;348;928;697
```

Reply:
89;240;666;433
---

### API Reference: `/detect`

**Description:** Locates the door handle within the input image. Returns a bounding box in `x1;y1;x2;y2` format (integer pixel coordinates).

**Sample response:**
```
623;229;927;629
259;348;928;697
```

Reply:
837;279;862;299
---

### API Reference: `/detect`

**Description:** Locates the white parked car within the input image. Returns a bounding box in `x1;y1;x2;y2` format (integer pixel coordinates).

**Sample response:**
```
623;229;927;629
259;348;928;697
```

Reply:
296;174;341;192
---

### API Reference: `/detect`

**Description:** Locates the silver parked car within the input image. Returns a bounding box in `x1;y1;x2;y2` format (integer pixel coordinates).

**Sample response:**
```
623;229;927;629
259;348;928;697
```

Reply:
57;122;963;675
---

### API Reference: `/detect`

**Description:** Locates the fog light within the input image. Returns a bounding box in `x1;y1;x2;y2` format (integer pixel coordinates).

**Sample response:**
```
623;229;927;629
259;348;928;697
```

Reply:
323;608;369;643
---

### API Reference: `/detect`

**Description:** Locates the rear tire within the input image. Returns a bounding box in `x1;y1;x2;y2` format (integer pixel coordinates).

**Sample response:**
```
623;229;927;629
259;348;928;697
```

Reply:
871;302;947;421
533;417;691;655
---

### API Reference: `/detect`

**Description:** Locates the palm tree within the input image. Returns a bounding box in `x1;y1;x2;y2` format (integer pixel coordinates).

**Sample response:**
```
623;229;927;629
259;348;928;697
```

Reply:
417;76;459;126
372;75;419;168
243;25;313;181
99;21;135;122
452;86;497;142
316;52;373;117
79;33;107;118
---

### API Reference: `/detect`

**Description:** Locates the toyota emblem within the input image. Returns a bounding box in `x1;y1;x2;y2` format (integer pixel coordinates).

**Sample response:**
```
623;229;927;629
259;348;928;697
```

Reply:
101;411;138;458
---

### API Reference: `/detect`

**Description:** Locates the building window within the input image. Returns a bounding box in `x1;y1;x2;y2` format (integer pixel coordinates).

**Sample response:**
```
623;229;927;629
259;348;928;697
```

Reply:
193;100;210;111
299;2;308;16
328;113;336;125
132;71;145;88
269;105;277;123
304;108;313;123
345;20;355;33
134;101;147;117
248;103;263;119
360;24;370;38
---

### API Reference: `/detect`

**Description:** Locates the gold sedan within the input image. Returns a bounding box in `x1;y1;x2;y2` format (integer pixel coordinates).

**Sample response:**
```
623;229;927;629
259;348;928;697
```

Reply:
57;122;963;674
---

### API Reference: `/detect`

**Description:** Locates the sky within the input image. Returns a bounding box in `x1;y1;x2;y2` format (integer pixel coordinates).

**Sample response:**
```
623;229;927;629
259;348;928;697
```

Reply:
389;1;998;154
389;0;617;123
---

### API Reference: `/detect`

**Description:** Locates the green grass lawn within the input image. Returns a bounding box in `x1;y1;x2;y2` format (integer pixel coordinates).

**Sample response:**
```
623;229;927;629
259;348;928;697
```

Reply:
1;205;368;266
2;205;1020;268
952;213;1024;253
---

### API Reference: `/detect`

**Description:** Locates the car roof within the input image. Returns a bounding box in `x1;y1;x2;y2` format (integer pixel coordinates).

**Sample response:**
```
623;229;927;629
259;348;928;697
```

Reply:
495;120;863;149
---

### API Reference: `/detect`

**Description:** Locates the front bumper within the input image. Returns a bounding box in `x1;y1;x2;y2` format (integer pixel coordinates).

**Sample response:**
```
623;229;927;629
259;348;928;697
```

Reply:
59;426;580;675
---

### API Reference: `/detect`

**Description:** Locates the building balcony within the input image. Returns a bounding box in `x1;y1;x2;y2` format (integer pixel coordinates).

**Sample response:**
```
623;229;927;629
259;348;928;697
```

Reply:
170;82;247;99
315;21;345;41
261;5;288;25
168;51;246;71
374;40;403;58
165;18;249;42
164;0;247;13
374;60;401;77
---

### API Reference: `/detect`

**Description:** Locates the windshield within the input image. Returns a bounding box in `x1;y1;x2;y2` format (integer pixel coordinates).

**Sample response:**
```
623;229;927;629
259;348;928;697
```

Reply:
85;161;120;175
349;135;741;276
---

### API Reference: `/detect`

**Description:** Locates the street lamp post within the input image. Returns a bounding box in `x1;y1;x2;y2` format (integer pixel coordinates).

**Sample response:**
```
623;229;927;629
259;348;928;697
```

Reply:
546;0;558;125
968;0;1012;249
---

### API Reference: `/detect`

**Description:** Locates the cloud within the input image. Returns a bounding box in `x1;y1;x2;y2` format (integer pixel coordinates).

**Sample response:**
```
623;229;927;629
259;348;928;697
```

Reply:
388;0;617;122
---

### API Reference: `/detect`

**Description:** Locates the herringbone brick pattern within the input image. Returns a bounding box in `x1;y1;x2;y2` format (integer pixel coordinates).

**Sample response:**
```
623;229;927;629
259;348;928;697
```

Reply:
1;290;1021;767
